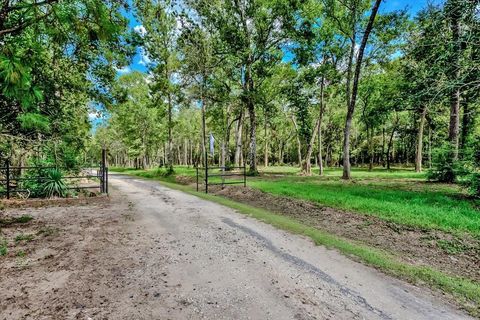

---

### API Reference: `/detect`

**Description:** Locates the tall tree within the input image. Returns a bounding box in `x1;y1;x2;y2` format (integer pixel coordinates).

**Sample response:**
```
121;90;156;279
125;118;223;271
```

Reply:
189;0;302;174
341;0;382;179
136;0;181;173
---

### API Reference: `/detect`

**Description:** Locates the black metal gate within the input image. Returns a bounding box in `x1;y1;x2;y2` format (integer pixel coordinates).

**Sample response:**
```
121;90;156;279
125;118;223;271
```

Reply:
196;166;246;194
0;149;109;199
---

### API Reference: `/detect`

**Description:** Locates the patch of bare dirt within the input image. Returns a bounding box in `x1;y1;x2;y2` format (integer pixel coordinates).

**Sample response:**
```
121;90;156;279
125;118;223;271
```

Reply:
215;186;480;282
0;191;169;319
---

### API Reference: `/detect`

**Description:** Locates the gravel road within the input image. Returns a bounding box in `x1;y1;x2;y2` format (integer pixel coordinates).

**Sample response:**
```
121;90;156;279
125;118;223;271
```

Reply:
110;173;472;320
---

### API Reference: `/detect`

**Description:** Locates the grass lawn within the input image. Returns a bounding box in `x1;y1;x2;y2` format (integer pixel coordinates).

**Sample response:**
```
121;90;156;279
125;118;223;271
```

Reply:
249;177;479;236
111;165;480;236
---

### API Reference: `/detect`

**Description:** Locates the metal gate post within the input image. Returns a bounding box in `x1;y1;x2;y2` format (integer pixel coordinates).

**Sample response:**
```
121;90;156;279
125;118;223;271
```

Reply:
243;165;246;187
105;167;109;194
205;166;208;194
101;149;107;193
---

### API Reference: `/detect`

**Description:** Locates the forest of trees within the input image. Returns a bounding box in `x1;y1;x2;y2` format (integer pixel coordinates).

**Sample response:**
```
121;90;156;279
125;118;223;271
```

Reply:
1;0;479;182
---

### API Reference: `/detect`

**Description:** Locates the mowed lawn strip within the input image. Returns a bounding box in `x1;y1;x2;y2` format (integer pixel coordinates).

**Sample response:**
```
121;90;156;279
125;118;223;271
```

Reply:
249;178;480;236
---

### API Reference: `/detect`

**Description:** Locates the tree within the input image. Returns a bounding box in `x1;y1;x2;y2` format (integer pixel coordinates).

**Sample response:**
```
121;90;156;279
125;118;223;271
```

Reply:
136;0;182;173
341;0;382;179
189;0;303;174
0;0;133;165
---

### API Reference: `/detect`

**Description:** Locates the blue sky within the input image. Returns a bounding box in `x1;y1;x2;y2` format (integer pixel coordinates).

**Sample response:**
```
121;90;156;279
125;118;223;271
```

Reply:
121;0;443;74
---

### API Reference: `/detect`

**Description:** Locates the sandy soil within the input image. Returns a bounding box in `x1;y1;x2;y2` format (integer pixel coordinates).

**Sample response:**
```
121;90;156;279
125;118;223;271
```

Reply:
0;174;474;319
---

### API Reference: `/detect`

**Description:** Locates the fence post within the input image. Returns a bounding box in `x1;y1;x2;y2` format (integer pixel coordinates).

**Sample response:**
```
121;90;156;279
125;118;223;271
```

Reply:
101;149;107;193
196;166;199;192
105;167;109;195
205;165;208;194
99;168;104;193
6;160;10;199
243;165;246;188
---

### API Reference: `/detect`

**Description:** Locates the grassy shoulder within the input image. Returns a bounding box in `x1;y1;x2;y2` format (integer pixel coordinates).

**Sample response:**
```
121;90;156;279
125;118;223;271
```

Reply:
250;178;480;237
111;166;479;237
111;167;480;315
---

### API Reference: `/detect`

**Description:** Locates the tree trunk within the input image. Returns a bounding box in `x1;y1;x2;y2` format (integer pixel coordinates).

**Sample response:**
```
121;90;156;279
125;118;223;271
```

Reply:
428;125;433;169
291;115;302;167
247;101;257;173
448;0;461;160
234;107;244;167
385;118;398;170
201;96;207;169
264;111;268;168
318;123;324;176
368;127;374;171
461;99;471;152
167;93;173;171
242;56;258;174
381;127;386;167
302;78;327;176
415;106;427;172
342;0;382;179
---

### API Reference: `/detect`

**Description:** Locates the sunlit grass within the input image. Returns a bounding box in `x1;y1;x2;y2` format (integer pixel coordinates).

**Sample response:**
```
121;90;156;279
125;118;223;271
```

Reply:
249;177;479;236
111;165;479;235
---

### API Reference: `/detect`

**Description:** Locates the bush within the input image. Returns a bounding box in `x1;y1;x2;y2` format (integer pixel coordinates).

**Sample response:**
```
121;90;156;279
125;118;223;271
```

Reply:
427;144;467;183
463;173;480;198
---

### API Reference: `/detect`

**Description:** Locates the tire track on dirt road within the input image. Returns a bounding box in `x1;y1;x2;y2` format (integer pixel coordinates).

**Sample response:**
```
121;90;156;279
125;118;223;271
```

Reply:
110;173;473;320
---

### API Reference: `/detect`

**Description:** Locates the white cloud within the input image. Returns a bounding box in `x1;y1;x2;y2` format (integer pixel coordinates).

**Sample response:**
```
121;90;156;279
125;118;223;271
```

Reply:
88;112;98;120
115;66;132;74
138;47;152;66
134;25;147;37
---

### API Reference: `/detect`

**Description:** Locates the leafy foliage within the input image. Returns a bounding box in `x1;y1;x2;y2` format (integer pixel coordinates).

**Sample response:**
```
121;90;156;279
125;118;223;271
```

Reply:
427;144;463;183
40;169;68;198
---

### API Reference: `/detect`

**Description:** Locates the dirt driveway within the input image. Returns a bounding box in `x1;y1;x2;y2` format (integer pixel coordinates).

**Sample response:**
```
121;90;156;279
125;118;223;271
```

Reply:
0;174;473;319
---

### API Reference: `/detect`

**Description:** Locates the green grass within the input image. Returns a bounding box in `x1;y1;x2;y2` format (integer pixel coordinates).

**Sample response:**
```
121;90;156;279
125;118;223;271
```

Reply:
0;215;34;227
131;177;480;315
260;165;427;180
0;237;7;256
15;233;35;243
249;177;480;236
111;166;478;235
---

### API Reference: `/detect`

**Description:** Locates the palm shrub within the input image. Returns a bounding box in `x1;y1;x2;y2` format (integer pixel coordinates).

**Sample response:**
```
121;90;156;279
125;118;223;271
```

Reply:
41;168;67;198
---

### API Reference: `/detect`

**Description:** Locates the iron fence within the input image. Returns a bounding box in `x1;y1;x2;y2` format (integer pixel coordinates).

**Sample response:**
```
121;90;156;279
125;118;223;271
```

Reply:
0;161;108;199
196;166;246;194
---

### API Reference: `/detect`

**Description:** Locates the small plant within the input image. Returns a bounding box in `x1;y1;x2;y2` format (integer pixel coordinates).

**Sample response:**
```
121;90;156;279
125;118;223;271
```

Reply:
15;215;33;224
36;226;59;237
0;214;33;227
437;239;469;255
16;250;26;257
15;233;34;243
41;168;67;198
0;238;7;256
